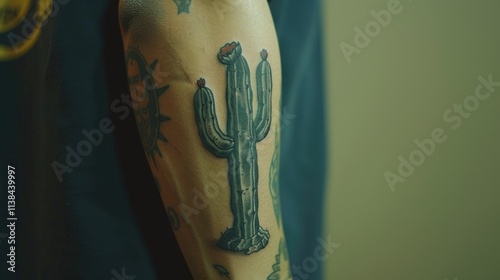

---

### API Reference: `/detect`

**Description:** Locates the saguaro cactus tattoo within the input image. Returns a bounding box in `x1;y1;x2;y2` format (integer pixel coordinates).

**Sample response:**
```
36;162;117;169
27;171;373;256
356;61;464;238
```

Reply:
194;42;272;254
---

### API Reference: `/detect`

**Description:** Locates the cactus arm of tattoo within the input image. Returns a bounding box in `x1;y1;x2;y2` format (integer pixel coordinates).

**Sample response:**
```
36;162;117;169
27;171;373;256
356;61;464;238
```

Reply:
254;50;273;142
194;78;235;158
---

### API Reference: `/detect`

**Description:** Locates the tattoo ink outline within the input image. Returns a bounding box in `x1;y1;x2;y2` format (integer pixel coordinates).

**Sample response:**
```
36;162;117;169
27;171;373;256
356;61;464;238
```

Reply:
167;207;181;230
269;123;281;228
213;264;230;278
126;46;171;167
266;239;291;279
194;42;272;254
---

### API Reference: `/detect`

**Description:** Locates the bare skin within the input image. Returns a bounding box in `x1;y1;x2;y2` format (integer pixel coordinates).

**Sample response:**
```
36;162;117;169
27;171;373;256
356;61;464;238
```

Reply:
119;0;289;279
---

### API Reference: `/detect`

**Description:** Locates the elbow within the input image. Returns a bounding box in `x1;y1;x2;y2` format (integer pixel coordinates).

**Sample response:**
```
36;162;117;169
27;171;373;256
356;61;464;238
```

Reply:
118;0;166;37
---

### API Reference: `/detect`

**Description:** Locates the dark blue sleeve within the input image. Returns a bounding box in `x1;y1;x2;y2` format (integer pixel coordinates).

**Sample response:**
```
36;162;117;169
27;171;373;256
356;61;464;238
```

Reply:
270;1;328;279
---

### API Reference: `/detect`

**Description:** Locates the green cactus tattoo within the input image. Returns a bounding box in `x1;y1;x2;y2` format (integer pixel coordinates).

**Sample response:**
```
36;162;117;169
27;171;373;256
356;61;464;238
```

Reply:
194;42;272;254
173;0;192;14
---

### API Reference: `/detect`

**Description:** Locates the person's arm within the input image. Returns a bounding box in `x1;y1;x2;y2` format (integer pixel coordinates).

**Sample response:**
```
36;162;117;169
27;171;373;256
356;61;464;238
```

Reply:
118;0;289;279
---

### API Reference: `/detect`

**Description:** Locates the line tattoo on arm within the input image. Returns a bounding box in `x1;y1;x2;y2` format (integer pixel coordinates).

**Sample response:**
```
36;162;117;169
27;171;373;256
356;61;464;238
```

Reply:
213;264;230;278
194;42;273;254
166;207;181;230
269;124;281;228
126;47;171;166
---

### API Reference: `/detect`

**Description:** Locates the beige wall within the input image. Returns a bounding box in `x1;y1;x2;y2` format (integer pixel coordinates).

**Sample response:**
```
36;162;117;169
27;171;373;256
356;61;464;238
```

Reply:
323;1;500;279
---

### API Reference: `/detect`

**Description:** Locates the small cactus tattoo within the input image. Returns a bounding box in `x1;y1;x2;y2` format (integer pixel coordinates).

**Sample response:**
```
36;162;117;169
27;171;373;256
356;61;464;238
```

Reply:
173;0;192;14
194;42;272;254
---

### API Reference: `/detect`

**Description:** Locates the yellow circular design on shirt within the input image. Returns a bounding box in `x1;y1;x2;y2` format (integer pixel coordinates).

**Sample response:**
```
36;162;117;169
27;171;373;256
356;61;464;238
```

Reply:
0;0;31;33
0;0;52;61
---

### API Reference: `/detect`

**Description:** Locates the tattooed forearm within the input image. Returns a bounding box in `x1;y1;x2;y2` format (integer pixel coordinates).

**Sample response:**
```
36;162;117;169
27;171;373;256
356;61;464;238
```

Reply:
173;0;191;14
213;264;230;278
126;47;171;166
194;42;273;255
